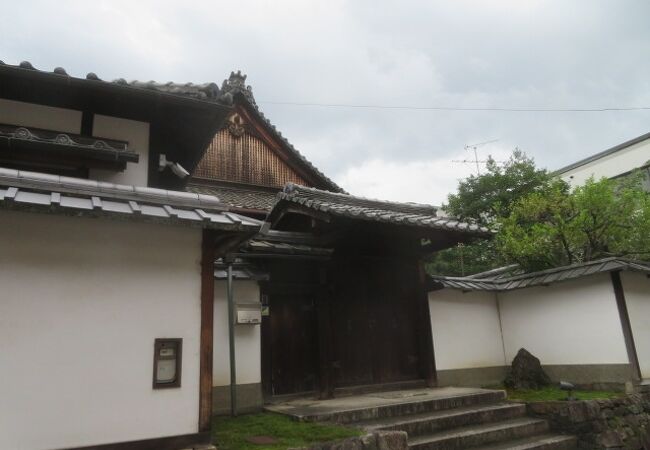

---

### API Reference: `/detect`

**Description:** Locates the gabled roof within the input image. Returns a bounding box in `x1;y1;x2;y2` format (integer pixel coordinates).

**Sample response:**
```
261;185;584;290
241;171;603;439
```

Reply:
266;183;492;236
219;72;344;193
430;257;650;292
0;167;261;231
555;131;650;175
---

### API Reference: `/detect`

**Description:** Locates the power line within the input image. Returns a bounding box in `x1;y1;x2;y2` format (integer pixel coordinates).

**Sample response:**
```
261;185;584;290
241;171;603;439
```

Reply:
258;101;650;113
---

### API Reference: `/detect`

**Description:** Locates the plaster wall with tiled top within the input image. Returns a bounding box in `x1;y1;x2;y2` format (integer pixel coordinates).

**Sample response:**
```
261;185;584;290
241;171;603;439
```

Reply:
0;210;203;450
428;272;635;388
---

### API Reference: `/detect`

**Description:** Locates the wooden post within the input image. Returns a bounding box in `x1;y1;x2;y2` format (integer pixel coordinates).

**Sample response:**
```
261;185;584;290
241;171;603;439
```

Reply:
317;263;334;399
199;230;216;432
416;258;437;387
611;271;642;381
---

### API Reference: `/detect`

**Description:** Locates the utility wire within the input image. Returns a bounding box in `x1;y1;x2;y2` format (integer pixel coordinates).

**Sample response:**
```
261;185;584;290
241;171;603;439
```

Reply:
258;101;650;112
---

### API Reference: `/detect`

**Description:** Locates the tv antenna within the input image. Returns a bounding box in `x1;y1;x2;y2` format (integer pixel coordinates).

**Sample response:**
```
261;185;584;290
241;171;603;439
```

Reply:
452;138;500;175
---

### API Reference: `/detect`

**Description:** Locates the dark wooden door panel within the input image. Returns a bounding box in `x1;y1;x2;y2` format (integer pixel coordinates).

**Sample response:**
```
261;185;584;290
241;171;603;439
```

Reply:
268;293;319;395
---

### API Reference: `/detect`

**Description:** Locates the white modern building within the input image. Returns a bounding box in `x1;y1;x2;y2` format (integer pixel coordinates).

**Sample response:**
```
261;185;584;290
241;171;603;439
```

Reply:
556;131;650;189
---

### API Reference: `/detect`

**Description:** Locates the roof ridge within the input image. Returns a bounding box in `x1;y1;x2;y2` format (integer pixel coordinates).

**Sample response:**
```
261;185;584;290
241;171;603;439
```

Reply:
283;183;440;214
0;60;234;105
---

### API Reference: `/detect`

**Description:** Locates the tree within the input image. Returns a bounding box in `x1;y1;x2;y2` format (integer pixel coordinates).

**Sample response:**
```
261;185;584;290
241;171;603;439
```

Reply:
427;150;551;276
497;173;650;271
446;149;551;224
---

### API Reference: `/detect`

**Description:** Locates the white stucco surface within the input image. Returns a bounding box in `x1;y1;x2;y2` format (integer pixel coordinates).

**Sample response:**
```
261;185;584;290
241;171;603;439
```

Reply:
89;114;150;185
622;272;650;379
428;289;506;370
560;137;650;187
0;98;81;133
213;280;262;386
498;274;629;365
0;210;202;450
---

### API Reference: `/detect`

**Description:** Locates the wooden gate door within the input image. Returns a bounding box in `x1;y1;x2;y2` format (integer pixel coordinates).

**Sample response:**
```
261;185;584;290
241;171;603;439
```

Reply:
330;257;421;388
262;289;320;396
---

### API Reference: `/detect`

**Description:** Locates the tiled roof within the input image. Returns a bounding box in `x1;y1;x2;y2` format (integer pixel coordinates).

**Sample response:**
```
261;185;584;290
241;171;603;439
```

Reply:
272;183;491;235
0;167;261;231
187;182;278;211
0;124;138;163
430;257;650;292
220;72;344;193
0;60;234;106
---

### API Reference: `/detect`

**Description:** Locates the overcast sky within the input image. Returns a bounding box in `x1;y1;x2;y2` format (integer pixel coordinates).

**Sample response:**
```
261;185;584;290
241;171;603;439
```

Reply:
2;0;649;204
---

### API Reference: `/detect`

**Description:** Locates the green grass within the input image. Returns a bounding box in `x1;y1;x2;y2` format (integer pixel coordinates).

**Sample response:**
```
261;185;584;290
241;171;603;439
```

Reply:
504;386;623;402
213;412;362;450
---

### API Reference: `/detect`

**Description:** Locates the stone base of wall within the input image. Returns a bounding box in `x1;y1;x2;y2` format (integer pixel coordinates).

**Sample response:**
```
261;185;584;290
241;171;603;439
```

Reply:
291;431;408;450
436;364;633;391
542;364;633;391
212;383;263;416
527;393;650;449
436;366;508;387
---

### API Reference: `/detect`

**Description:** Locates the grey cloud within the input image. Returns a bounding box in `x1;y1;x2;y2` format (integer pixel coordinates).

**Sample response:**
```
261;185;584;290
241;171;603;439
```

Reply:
3;0;649;202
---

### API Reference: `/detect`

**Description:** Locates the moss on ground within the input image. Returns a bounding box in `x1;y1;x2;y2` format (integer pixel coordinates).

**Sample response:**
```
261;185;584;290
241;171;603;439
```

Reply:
503;386;623;402
213;412;362;450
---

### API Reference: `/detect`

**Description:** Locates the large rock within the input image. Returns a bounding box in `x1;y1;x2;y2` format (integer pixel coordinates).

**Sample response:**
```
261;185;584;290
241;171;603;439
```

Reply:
504;348;552;389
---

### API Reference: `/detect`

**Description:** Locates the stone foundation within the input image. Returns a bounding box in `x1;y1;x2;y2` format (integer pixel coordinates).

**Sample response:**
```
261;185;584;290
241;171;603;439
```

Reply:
212;383;263;415
527;393;650;449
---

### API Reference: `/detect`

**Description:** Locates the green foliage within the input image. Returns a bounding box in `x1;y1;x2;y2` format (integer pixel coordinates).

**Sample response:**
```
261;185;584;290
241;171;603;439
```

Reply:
213;413;361;450
446;149;551;224
497;173;650;271
427;240;501;277
429;149;550;275
503;387;622;402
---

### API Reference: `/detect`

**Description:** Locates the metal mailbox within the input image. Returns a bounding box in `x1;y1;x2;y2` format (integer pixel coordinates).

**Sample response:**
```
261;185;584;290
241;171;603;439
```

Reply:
235;302;262;325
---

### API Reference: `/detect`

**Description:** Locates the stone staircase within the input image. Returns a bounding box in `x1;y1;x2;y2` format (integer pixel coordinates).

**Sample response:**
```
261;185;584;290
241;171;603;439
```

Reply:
345;390;576;449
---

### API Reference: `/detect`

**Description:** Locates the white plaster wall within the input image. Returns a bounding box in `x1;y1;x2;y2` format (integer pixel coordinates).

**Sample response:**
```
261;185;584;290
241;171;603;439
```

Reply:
213;280;261;386
89;114;150;186
0;210;202;450
428;289;506;370
621;272;650;379
0;98;81;133
499;274;629;365
560;138;650;187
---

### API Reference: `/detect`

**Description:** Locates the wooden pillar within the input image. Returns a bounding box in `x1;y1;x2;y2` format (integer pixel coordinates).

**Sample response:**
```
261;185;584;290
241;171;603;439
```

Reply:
317;263;335;399
199;230;216;432
416;258;437;387
611;271;642;381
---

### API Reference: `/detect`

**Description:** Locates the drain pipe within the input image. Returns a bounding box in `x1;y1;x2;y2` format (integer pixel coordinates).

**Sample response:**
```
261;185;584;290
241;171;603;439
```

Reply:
226;262;237;416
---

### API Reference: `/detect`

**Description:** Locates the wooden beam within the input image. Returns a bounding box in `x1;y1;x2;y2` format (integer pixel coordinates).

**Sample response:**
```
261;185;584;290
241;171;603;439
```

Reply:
416;258;437;387
611;271;642;381
316;264;334;399
199;230;216;432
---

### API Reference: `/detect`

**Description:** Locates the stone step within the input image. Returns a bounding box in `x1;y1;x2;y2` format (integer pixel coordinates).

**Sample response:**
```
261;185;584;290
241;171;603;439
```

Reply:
358;402;527;437
472;434;578;450
297;390;507;424
408;417;550;450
